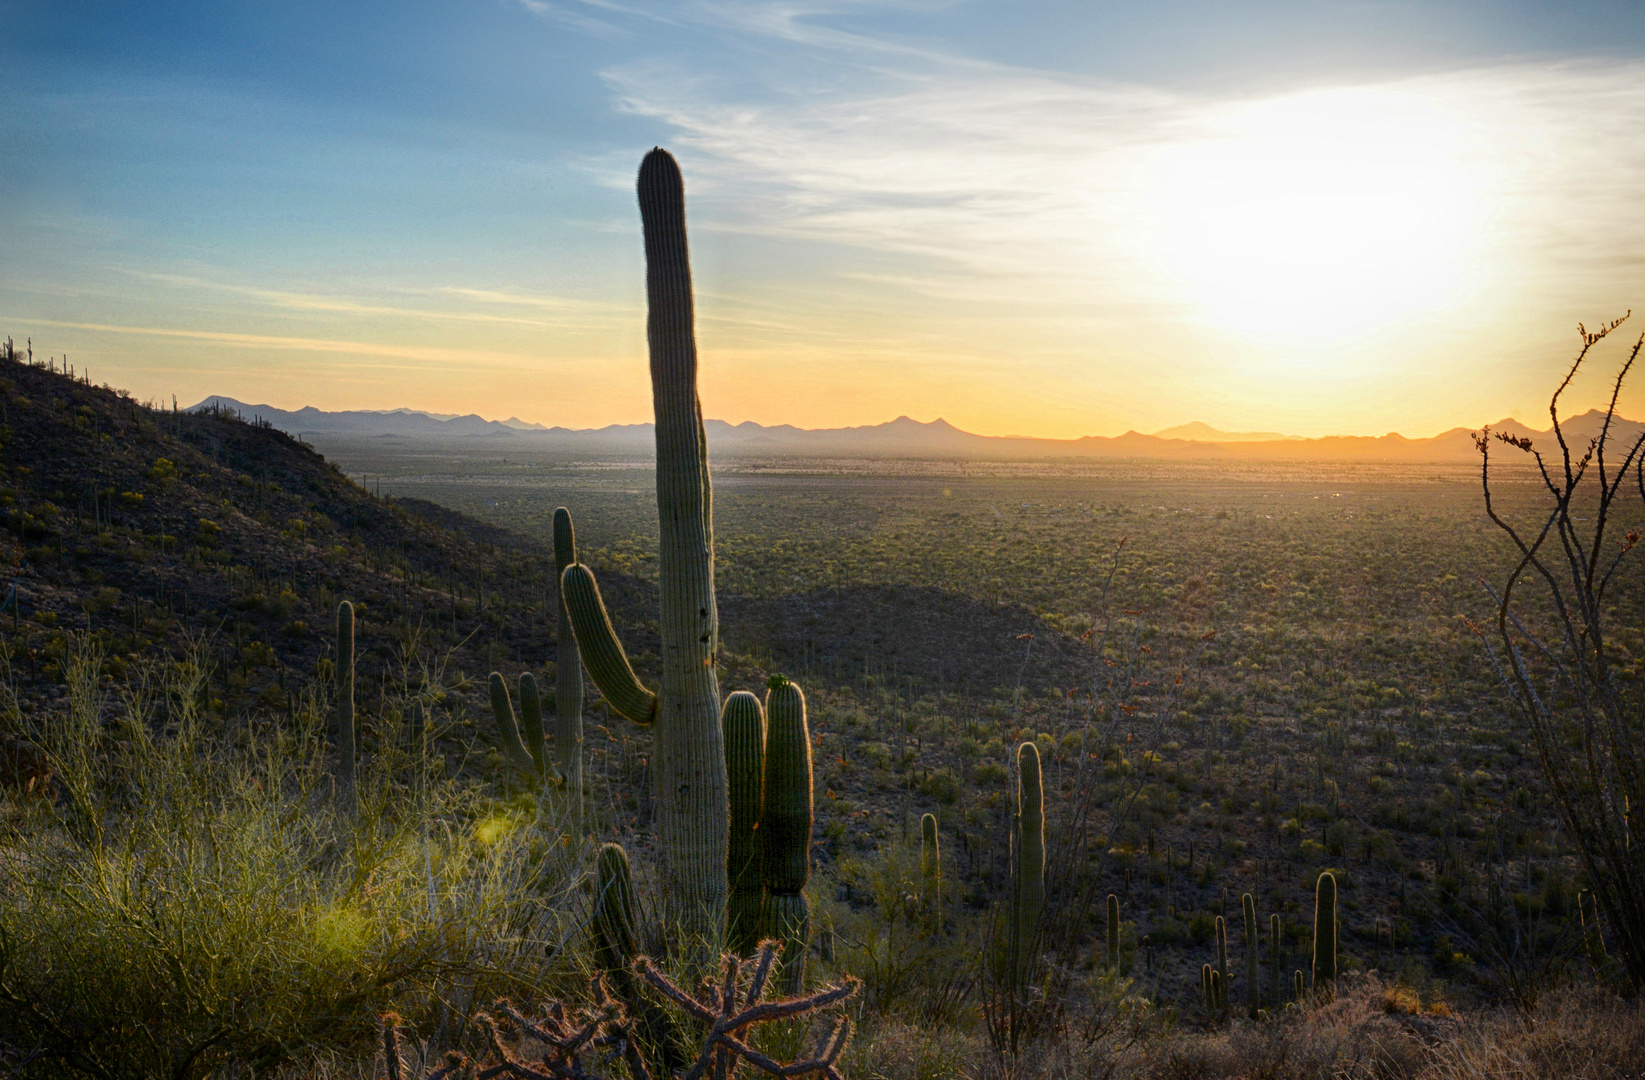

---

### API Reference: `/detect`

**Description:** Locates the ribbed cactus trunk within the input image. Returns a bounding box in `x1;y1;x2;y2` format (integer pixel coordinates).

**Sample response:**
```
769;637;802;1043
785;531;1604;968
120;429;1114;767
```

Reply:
554;507;584;832
335;601;357;819
723;690;766;956
639;148;727;942
1243;893;1260;1017
1313;871;1337;999
1010;742;1045;990
762;677;813;993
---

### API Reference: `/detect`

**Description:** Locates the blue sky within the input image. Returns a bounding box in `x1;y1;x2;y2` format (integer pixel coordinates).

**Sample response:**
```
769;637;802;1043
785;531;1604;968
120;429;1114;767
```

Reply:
4;1;1645;437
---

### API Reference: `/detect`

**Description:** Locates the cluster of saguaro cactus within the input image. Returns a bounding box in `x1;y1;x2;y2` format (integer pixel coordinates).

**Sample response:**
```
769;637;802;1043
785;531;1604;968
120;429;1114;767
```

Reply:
715;676;816;981
1008;742;1045;990
1312;871;1338;999
555;148;736;942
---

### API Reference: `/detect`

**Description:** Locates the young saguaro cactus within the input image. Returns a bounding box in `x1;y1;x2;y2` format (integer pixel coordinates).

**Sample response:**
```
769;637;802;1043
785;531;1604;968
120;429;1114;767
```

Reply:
558;148;728;939
1243;893;1260;1016
1313;871;1338;999
723;690;766;956
1010;742;1045;988
335;601;357;818
1214;914;1229;1015
553;507;584;832
762;676;813;992
921;813;942;928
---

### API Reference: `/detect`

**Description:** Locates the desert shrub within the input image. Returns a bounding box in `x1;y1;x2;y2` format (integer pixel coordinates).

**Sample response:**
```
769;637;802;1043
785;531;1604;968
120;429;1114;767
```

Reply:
0;636;580;1079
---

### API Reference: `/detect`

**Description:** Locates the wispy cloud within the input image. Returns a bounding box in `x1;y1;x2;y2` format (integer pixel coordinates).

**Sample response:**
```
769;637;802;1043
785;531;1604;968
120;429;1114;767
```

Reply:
605;51;1645;328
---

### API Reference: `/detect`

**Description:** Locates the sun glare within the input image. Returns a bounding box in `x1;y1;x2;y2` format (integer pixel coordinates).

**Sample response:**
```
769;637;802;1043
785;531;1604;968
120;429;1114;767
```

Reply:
1137;86;1482;346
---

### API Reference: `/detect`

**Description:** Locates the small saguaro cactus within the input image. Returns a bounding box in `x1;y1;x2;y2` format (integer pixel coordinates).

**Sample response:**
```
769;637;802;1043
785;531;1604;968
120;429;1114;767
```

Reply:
1214;915;1229;1016
1243;893;1259;1016
557;149;730;941
1106;894;1121;972
1201;963;1213;1013
553;507;584;831
488;672;541;783
723;690;766;956
1294;969;1305;1003
921;813;942;926
1313;871;1338;999
336;601;357;818
762;676;814;992
1009;742;1046;989
1270;913;1284;1001
593;842;638;994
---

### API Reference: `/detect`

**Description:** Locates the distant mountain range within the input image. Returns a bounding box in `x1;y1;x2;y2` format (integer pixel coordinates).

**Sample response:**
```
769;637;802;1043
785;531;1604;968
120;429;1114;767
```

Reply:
190;396;1643;463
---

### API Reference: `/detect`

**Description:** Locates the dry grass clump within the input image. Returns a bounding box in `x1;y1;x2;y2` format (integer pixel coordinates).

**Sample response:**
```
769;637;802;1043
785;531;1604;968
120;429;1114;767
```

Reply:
0;636;582;1080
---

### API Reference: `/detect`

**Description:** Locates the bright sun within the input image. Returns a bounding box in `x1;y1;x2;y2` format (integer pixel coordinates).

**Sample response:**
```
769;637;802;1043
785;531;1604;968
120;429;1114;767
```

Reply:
1141;86;1483;345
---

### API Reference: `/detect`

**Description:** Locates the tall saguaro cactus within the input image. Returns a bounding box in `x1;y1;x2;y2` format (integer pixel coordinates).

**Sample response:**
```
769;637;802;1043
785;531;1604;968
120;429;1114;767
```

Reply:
762;676;813;992
553;508;584;831
1010;742;1045;988
1313;871;1338;999
559;148;728;940
336;601;357;819
723;690;766;955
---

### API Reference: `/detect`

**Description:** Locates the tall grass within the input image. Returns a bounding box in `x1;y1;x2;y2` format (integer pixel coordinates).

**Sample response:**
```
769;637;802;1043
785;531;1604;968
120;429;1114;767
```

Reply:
0;635;583;1080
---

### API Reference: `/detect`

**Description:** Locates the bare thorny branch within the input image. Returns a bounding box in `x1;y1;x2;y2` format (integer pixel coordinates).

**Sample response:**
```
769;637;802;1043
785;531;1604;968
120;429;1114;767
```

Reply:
379;941;860;1080
1473;311;1645;991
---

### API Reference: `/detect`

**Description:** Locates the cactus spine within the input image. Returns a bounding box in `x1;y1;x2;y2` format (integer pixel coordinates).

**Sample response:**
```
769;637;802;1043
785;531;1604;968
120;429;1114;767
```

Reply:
723;690;766;955
921;813;941;928
1010;742;1045;989
335;601;357;818
1243;893;1259;1016
488;672;539;782
553;508;584;831
1106;893;1120;972
559;148;729;938
1313;871;1337;999
762;676;813;992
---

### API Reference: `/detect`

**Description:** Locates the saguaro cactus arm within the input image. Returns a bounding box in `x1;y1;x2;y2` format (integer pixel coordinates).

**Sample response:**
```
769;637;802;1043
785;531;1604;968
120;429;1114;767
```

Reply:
518;671;548;778
723;690;767;955
489;672;539;780
761;676;813;991
560;563;658;725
